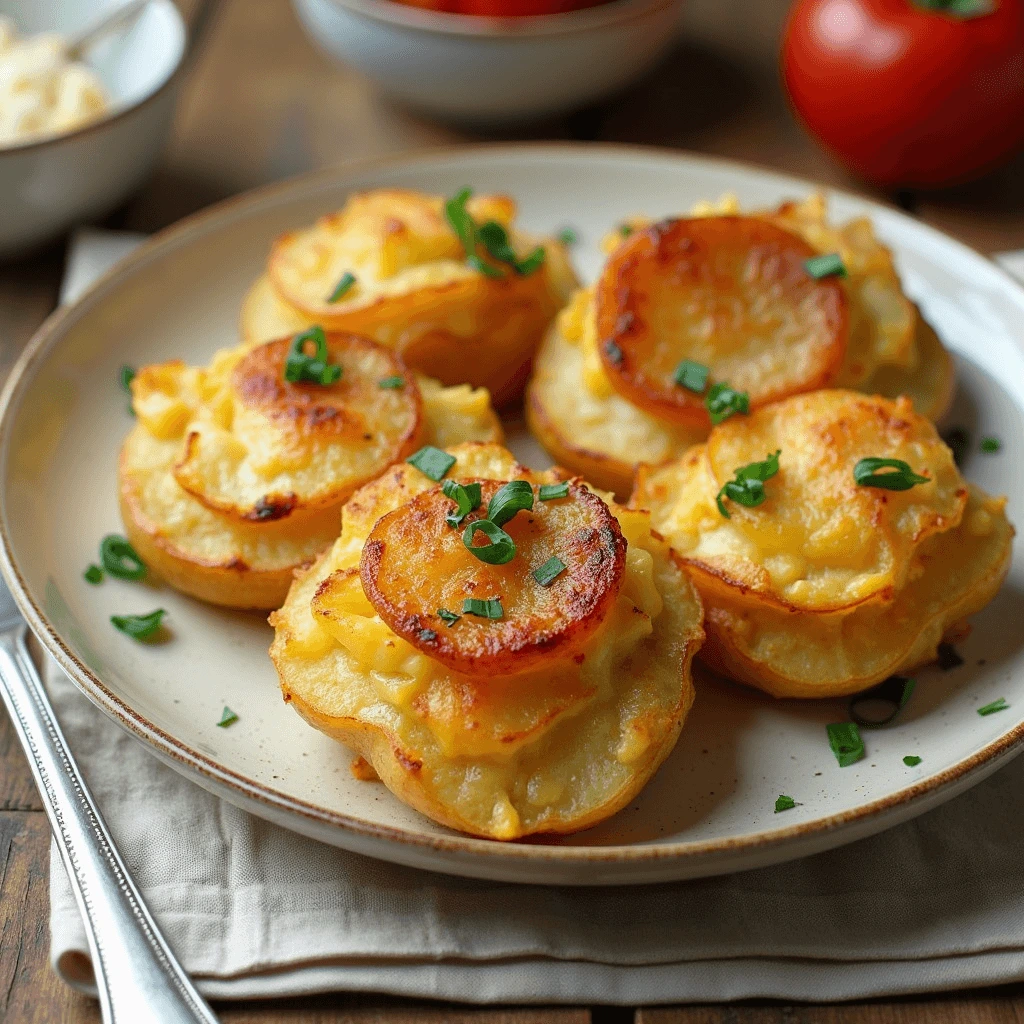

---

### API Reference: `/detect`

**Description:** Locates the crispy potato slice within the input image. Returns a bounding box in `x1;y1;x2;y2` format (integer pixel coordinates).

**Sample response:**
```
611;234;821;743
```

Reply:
270;442;704;838
172;333;422;522
697;486;1013;697
634;391;966;614
595;217;848;427
360;479;625;675
120;351;502;609
257;189;577;407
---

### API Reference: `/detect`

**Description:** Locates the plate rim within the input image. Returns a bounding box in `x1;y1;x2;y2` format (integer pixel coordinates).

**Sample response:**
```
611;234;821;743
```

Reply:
4;139;1024;873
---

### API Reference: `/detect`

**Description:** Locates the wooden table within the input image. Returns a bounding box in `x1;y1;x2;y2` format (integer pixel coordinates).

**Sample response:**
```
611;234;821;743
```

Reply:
3;0;1024;1020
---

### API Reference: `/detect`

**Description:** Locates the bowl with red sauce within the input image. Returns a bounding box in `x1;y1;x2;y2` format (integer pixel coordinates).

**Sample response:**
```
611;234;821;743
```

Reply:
292;0;682;122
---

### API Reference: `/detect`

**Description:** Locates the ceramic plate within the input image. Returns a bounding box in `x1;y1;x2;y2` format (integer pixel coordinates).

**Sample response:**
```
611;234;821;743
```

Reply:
2;144;1022;885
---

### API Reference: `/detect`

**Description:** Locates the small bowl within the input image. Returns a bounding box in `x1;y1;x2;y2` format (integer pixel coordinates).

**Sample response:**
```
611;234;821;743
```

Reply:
0;0;187;257
292;0;683;124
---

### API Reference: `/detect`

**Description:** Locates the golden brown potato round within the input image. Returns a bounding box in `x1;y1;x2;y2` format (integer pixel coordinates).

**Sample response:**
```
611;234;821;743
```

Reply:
632;391;1013;698
173;333;422;522
119;343;503;609
596;217;848;427
360;480;625;675
245;189;578;407
270;442;704;840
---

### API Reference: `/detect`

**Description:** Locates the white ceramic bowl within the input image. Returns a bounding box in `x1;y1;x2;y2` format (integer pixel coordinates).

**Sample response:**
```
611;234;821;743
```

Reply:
0;0;187;257
292;0;683;123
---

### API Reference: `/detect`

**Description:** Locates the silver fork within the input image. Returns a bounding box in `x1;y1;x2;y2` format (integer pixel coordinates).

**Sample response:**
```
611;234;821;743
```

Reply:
0;581;219;1024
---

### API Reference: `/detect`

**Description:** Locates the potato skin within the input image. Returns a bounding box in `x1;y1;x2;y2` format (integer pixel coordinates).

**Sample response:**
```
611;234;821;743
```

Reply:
633;393;1014;698
247;189;578;407
118;343;503;610
596;217;847;427
270;442;704;840
360;479;626;675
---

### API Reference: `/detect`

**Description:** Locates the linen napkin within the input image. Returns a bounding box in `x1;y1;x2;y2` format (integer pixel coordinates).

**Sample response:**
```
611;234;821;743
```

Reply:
45;231;1024;1004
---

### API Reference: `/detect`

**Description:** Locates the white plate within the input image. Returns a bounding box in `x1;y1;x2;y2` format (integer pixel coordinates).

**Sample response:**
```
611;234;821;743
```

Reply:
2;144;1022;885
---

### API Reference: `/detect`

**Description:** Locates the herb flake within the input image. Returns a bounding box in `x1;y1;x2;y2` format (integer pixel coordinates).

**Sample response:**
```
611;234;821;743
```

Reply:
217;706;239;728
407;445;456;482
978;698;1009;716
83;564;103;585
284;326;343;387
539;482;570;501
463;597;503;620
674;359;710;394
437;607;461;627
716;450;780;518
100;535;147;581
378;375;404;389
774;794;796;813
980;436;1001;453
111;608;166;641
804;253;847;279
827;721;865;767
705;382;749;425
327;271;356;303
853;457;929;491
532;556;567;587
903;755;922;767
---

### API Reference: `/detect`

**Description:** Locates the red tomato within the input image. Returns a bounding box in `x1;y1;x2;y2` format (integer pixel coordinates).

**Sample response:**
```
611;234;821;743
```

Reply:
781;0;1024;187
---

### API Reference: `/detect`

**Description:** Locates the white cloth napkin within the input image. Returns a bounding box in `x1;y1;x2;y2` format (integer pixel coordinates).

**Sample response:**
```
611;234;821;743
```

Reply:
46;231;1024;1004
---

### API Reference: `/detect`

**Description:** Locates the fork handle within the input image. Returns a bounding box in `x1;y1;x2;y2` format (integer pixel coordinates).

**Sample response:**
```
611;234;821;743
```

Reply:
0;626;218;1024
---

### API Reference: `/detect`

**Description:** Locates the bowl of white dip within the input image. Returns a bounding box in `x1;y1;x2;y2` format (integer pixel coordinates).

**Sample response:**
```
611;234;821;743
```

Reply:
0;0;187;257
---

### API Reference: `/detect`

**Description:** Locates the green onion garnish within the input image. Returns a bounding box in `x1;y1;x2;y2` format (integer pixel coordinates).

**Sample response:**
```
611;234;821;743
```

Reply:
111;609;165;641
903;755;922;767
462;520;516;564
774;794;796;813
674;360;709;394
100;535;147;581
327;271;356;303
437;608;461;627
83;565;103;585
406;445;456;482
706;382;749;425
478;219;545;276
217;706;238;728
539;482;570;501
853;457;929;491
487;480;534;528
849;675;915;728
716;450;780;519
378;376;404;389
980;436;1001;453
804;253;847;279
532;556;566;587
619;224;634;237
463;597;503;620
441;479;482;527
942;426;970;466
445;188;503;279
827;721;865;767
557;227;578;246
284;326;342;386
604;340;624;365
978;698;1009;716
119;365;136;392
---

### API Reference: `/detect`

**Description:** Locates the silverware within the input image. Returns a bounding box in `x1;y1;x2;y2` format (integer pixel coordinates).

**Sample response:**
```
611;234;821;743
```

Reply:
0;581;219;1024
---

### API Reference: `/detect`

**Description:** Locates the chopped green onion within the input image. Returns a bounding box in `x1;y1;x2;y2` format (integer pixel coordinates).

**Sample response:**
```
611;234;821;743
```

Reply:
936;643;963;670
437;607;461;627
557;227;578;246
980;436;1001;453
83;564;103;585
284;326;343;386
853;457;929;491
463;520;516;565
418;628;438;642
100;535;146;581
849;675;915;728
942;426;970;466
705;382;749;425
444;188;504;279
478;220;545;276
327;271;356;303
804;253;847;279
119;365;136;392
539;482;570;501
441;479;482;527
827;721;865;767
217;706;239;728
111;608;165;641
532;556;566;587
716;450;781;519
406;445;456;482
487;480;534;528
619;224;634;237
463;597;503;620
604;340;624;365
903;755;922;767
378;376;405;389
774;794;796;813
977;698;1009;716
673;360;710;394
